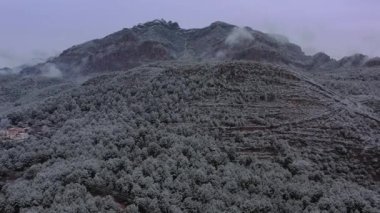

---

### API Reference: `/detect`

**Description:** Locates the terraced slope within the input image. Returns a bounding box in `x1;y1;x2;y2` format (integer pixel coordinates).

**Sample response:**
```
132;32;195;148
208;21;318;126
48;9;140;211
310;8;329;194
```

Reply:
306;66;380;118
162;62;380;182
0;62;379;212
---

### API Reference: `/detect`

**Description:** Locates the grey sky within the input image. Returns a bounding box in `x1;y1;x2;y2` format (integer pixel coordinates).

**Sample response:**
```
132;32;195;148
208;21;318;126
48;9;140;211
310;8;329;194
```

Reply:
1;0;379;67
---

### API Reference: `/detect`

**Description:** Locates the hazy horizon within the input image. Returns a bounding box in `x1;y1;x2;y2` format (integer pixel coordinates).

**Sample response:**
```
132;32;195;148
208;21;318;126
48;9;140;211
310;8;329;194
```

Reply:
1;0;380;68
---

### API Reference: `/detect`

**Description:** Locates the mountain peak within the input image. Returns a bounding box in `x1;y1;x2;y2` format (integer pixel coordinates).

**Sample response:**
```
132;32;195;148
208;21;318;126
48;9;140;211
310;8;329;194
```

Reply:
209;21;235;29
134;19;180;30
338;53;368;67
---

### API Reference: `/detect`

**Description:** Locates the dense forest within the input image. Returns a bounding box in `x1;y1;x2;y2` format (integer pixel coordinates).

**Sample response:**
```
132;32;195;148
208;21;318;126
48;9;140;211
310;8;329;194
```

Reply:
0;62;379;212
0;74;74;117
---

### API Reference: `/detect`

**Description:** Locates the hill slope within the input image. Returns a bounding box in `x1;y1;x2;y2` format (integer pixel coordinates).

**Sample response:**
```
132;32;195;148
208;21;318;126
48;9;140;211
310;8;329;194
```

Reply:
0;74;74;117
1;62;379;212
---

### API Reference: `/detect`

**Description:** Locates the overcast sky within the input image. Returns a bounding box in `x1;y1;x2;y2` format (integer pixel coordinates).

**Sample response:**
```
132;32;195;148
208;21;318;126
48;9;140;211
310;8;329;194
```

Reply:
1;0;379;67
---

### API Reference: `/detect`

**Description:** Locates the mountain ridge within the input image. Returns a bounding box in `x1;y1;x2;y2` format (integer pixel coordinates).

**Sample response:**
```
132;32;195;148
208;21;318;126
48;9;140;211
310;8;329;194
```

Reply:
19;19;379;77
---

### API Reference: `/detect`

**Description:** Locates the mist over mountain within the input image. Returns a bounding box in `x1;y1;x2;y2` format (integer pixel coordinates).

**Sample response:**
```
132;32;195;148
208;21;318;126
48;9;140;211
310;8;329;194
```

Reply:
0;67;12;75
0;20;379;212
19;20;380;78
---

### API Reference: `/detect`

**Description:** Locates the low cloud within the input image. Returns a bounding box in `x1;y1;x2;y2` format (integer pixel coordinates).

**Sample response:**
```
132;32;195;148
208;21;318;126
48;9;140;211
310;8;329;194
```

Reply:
225;27;254;47
40;63;63;78
268;33;289;44
0;49;56;69
215;50;226;59
0;67;13;75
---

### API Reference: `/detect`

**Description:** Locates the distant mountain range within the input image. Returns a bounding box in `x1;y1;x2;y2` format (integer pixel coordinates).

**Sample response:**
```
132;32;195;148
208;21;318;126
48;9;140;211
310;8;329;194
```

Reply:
19;19;380;77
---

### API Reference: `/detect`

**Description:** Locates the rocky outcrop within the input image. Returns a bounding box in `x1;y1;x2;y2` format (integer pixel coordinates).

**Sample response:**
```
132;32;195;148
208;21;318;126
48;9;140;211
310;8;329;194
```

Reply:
308;52;338;70
364;57;380;67
338;54;368;68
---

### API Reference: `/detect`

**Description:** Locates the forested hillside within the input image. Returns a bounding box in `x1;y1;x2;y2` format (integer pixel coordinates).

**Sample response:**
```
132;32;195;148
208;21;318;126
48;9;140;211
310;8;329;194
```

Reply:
1;62;379;212
0;74;74;116
307;67;380;117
